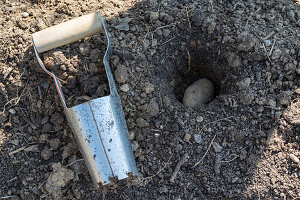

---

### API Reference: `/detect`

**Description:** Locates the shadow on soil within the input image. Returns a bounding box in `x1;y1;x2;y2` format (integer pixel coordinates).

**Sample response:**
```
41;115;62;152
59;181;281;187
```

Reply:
0;0;299;199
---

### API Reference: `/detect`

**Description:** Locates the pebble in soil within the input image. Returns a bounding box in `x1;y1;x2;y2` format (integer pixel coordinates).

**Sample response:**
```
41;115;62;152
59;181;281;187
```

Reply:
45;163;74;198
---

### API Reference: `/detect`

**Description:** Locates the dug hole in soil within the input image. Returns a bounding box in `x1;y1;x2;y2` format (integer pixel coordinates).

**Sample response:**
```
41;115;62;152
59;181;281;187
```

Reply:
0;0;300;199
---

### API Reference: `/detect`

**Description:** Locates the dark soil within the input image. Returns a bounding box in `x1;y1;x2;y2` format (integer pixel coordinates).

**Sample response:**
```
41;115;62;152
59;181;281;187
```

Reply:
0;0;300;199
42;34;109;107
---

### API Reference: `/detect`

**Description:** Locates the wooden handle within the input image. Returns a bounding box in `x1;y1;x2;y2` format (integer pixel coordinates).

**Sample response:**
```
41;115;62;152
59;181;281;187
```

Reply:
32;12;103;53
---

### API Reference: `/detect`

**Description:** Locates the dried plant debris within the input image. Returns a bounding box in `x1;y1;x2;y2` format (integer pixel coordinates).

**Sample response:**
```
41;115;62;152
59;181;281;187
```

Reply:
0;0;300;199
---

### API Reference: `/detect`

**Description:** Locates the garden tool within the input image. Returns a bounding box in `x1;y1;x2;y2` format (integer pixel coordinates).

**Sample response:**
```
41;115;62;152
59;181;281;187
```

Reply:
31;11;138;187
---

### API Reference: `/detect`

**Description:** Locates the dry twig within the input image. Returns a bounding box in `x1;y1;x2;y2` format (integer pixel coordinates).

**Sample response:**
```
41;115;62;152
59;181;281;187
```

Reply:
185;50;191;73
22;117;37;130
193;134;216;168
218;154;239;163
0;85;28;115
268;37;276;57
262;43;272;63
154;24;176;32
185;7;191;28
9;146;26;156
263;31;275;40
161;37;175;46
134;154;173;185
199;116;233;134
66;158;84;167
144;154;173;181
170;153;189;182
130;73;142;91
0;196;17;199
3;68;13;80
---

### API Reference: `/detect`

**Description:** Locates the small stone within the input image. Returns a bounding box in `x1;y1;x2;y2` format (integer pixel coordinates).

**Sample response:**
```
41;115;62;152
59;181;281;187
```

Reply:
207;21;216;34
183;78;215;108
42;122;52;132
49;139;61;150
39;134;49;143
66;76;76;89
44;51;68;69
159;12;166;20
120;84;130;92
264;40;271;46
240;150;247;160
288;10;296;21
5;7;13;12
163;14;174;24
0;113;8;124
37;100;42;109
202;14;217;34
78;43;90;56
115;17;132;31
236;78;251;90
21;12;29;17
32;186;40;195
183;133;192;142
196;116;204;122
283;100;300;124
162;29;171;38
37;18;47;30
272;49;282;60
146;98;159;117
129;130;135;140
191;9;205;26
190;41;197;48
50;112;64;124
274;111;282;119
268;99;277;108
289;154;299;164
149;12;159;21
237;32;257;52
89;49;101;62
212;142;222;153
175;144;183;153
278;91;292;105
10;139;19;145
8;108;16;114
136;117;150;128
152;39;158;47
62;143;77;160
143;82;155;94
88;63;99;75
131;141;139;151
142;39;150;50
115;23;129;31
228;53;242;68
194;134;202;144
45;163;74;195
156;29;163;36
41;147;53;160
239;90;255;105
232;177;239;183
114;65;128;83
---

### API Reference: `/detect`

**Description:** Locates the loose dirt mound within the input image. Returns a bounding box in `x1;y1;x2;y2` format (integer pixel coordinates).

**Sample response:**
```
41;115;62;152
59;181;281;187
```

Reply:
0;0;299;199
